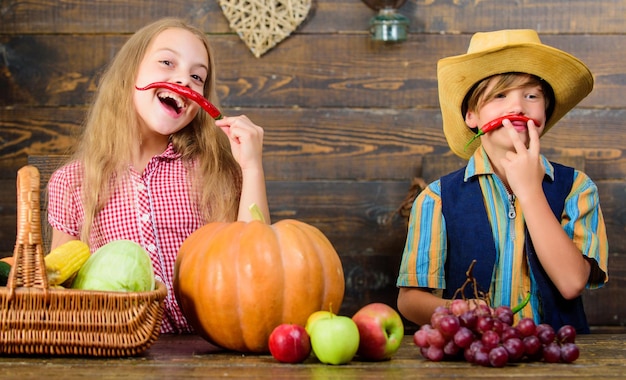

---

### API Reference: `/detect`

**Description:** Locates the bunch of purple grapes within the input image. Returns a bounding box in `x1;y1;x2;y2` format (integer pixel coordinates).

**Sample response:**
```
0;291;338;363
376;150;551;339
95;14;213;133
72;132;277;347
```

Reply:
413;300;580;367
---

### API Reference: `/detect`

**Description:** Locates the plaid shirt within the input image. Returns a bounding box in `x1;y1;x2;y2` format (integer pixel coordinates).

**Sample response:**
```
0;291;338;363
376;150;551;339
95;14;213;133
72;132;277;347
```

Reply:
47;144;204;333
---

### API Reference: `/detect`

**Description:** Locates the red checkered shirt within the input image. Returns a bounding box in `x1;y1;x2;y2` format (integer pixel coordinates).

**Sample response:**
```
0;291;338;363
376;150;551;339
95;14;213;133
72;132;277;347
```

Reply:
47;144;204;333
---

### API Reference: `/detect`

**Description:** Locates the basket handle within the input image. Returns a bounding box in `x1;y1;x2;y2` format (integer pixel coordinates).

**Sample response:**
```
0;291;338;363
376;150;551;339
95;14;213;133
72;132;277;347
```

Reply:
7;165;49;294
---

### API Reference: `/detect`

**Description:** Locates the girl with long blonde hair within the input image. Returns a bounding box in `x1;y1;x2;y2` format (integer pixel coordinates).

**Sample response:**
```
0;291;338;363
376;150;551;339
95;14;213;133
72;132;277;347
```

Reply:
47;18;270;333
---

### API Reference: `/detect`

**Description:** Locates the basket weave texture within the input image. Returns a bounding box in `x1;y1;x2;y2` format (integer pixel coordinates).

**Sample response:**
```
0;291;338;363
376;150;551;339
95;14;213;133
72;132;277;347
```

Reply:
0;165;167;356
218;0;312;58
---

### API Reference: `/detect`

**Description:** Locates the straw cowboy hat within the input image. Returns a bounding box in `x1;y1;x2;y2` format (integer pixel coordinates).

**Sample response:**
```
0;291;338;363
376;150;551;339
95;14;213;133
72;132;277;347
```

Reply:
437;29;594;160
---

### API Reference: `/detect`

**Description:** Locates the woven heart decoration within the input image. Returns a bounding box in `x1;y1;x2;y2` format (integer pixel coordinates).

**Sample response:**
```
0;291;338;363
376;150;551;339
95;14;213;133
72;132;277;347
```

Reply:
218;0;312;58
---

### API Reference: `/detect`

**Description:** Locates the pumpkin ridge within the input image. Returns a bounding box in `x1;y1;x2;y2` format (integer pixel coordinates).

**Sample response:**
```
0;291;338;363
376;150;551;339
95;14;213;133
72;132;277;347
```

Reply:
298;222;345;312
318;225;345;313
275;220;319;323
238;220;283;351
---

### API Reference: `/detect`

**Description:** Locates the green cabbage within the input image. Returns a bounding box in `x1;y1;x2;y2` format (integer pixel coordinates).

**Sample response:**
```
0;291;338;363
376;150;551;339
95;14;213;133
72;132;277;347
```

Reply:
72;240;155;292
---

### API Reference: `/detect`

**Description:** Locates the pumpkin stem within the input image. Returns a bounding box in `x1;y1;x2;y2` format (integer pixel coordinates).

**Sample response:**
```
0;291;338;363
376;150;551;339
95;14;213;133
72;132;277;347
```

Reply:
248;203;266;224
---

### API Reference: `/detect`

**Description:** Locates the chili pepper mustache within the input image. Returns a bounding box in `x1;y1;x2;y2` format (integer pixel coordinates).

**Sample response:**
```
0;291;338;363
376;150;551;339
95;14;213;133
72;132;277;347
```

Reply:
464;115;540;150
135;82;223;120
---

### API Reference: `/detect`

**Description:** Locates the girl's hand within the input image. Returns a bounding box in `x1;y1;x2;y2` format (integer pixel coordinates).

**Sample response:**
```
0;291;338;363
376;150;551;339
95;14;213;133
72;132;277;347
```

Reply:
500;119;545;201
217;115;270;223
215;115;264;171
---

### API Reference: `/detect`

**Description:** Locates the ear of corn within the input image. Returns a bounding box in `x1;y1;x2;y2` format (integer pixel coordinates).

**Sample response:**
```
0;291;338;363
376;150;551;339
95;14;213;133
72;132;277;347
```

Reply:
45;240;91;285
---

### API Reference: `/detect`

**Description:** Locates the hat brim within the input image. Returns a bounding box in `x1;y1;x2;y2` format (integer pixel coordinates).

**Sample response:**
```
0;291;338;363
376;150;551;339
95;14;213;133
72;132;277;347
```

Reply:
438;43;593;160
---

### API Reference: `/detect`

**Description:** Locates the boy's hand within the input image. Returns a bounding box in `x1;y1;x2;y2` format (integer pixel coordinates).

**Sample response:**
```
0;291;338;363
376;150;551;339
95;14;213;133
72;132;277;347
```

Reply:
500;119;545;201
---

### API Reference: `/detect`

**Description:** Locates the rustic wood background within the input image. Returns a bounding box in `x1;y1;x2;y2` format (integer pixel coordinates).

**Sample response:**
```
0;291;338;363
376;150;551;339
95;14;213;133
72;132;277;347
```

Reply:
1;0;624;331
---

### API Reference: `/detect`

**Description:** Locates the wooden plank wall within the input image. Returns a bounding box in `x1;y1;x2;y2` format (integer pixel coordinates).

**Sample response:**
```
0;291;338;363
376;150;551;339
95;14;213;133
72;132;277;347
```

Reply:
1;0;624;331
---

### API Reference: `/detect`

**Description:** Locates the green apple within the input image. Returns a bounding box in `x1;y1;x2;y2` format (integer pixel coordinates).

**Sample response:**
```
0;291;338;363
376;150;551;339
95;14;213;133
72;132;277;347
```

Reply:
309;314;360;365
305;310;335;359
305;310;334;335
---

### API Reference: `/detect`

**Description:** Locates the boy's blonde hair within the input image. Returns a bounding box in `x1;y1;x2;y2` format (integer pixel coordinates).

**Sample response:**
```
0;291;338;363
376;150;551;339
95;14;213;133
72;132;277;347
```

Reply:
463;73;555;122
71;18;241;242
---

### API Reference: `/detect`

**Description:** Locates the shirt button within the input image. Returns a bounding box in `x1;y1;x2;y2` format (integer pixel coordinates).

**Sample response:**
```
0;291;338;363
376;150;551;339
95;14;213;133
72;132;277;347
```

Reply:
141;213;150;222
147;244;157;253
137;183;146;191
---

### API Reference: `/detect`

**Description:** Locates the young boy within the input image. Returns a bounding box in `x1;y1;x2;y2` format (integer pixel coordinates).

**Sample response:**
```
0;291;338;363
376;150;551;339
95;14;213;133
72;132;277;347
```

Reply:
396;30;609;333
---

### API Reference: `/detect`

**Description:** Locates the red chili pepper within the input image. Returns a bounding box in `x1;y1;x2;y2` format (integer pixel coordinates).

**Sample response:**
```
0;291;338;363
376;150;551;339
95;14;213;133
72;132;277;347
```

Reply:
135;82;223;120
464;115;539;150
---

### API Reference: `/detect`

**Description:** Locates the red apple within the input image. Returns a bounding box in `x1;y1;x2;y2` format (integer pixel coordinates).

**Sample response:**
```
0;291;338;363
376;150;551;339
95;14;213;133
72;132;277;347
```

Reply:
268;324;311;363
352;302;404;361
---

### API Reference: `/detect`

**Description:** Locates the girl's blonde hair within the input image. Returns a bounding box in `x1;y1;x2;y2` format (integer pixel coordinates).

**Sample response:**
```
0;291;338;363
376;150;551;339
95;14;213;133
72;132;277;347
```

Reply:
71;18;241;242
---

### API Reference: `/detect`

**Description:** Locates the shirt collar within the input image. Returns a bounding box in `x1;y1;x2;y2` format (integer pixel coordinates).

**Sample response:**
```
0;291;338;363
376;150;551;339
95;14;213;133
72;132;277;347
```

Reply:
464;146;554;182
156;142;182;161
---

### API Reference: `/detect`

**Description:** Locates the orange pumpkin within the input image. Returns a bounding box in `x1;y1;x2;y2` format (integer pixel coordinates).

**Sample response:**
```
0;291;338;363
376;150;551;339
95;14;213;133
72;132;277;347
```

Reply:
174;214;345;353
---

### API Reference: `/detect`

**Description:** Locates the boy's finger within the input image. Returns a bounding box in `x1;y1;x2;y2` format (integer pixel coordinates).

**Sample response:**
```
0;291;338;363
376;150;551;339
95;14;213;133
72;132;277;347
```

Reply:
503;121;527;153
527;120;541;155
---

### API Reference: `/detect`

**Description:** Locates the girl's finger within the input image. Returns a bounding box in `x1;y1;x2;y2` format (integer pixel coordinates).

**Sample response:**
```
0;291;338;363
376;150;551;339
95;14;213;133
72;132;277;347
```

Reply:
219;125;236;141
217;117;246;143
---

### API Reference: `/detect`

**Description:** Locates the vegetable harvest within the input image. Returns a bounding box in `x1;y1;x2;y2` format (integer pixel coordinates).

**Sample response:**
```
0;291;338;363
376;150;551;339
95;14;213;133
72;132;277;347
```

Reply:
174;204;345;353
0;260;11;286
135;82;223;120
45;240;91;285
465;115;540;149
72;240;155;292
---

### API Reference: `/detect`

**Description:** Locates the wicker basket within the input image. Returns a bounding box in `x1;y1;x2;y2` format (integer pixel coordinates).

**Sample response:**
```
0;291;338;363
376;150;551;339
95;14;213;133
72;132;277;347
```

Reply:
0;165;168;356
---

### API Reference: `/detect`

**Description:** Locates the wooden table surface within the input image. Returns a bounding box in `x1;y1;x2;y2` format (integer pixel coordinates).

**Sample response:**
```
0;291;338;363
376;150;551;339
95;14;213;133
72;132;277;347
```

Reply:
1;334;624;379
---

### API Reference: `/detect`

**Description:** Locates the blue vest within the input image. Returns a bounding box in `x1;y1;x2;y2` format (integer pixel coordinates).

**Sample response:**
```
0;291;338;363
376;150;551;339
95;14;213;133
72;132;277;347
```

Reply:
440;162;590;333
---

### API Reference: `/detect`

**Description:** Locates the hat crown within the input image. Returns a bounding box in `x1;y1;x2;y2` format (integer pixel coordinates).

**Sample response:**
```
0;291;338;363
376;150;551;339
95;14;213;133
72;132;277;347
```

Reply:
467;29;542;54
